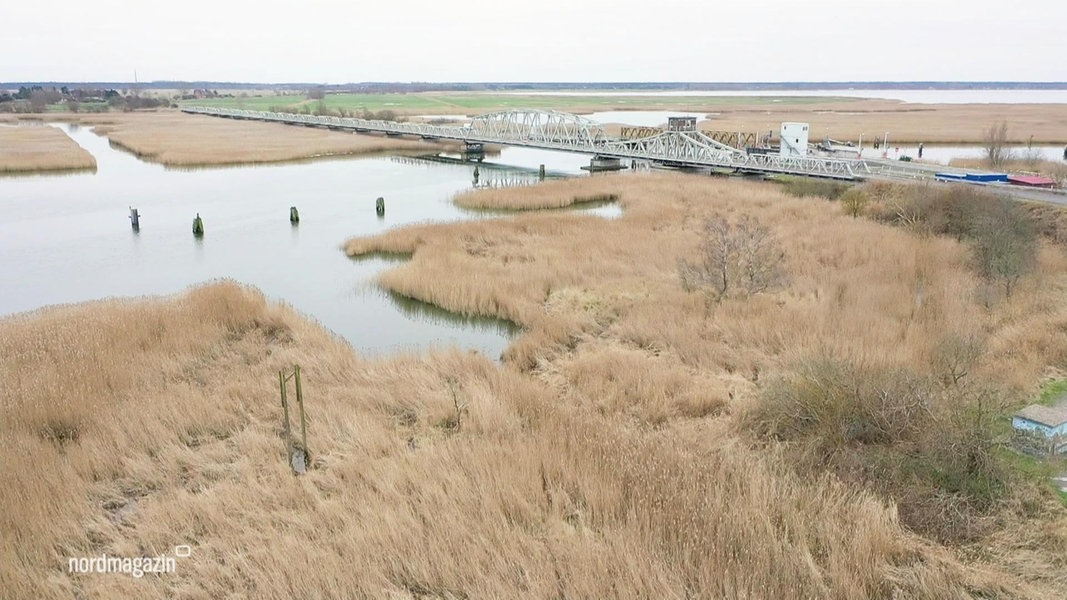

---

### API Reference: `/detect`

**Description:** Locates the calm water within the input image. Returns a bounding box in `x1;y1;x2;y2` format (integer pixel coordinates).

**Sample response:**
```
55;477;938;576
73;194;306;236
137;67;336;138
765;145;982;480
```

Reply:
508;89;1067;104
860;143;1066;164
585;111;708;127
0;124;616;358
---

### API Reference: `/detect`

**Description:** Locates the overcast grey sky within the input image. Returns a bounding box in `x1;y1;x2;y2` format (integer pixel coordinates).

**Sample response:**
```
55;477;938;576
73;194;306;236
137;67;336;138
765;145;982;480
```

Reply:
3;0;1064;83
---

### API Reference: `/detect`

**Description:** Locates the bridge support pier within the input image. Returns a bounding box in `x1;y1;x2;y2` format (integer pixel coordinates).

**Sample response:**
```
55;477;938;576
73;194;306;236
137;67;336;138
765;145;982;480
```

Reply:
582;156;624;172
463;142;485;162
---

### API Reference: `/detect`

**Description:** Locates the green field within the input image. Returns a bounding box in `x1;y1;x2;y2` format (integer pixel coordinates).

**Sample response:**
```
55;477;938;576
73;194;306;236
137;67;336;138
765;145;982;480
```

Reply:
177;92;854;115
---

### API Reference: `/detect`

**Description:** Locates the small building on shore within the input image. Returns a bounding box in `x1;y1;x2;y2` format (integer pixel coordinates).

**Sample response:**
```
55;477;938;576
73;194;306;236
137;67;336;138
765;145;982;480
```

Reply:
1012;395;1067;455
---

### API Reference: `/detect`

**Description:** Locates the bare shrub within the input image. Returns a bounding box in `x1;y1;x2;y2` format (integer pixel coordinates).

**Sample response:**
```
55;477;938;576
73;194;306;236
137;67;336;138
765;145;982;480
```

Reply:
983;121;1012;168
865;184;1038;296
969;199;1037;297
749;357;932;454
678;214;787;301
779;176;851;199
839;187;869;218
931;332;986;387
747;357;1017;543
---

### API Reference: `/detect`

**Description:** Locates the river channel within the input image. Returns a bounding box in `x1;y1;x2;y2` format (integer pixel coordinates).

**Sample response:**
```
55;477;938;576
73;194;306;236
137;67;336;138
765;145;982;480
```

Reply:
0;123;618;358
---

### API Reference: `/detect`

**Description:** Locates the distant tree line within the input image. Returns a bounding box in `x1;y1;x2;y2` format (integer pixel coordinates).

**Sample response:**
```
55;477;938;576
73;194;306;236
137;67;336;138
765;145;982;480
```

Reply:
0;85;174;113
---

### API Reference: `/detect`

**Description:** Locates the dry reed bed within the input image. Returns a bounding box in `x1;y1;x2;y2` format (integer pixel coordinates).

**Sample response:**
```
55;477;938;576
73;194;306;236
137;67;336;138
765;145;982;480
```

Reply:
6;170;1067;596
347;173;1067;392
77;111;462;167
0;281;1018;598
343;173;1067;592
453;176;623;210
696;100;1067;144
393;95;1067;144
0;125;96;173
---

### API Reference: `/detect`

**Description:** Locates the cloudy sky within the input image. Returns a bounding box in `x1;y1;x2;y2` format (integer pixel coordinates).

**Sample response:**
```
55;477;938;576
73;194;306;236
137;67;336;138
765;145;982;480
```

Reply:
3;0;1063;83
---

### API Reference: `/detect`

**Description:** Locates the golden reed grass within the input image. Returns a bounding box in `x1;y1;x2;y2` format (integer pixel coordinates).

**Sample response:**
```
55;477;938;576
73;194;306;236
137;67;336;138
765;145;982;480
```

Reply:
0;281;1029;599
344;172;1067;592
0;125;96;173
0;111;478;170
6;170;1067;596
70;112;463;167
695;99;1067;144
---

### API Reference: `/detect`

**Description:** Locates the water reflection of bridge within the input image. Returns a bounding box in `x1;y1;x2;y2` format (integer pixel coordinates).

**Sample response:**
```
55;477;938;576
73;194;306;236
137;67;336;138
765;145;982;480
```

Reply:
183;106;870;180
391;155;548;190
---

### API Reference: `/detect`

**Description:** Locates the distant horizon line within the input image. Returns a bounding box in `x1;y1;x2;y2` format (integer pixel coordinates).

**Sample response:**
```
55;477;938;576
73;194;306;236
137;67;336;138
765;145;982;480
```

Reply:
3;80;1067;89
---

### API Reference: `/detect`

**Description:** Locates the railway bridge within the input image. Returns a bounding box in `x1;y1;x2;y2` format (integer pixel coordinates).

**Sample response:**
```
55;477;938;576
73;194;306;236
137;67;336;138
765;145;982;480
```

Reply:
182;106;873;180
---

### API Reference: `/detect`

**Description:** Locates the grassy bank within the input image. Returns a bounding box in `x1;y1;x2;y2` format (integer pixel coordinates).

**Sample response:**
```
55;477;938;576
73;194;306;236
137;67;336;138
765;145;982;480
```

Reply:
345;172;1067;593
1;112;464;168
453;177;622;210
86;112;462;167
0;281;1017;598
0;124;96;173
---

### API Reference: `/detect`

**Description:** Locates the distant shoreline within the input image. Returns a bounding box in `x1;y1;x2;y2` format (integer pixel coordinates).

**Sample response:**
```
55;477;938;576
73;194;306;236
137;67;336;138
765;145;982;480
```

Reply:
3;81;1067;93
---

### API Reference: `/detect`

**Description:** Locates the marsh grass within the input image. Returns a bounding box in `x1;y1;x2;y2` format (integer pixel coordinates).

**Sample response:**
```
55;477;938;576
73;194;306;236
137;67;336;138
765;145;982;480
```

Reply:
0;125;96;173
775;175;853;199
0;282;1037;598
71;112;464;167
176;94;1067;143
7;170;1067;597
99;113;462;166
452;177;624;210
343;171;1067;593
700;101;1067;144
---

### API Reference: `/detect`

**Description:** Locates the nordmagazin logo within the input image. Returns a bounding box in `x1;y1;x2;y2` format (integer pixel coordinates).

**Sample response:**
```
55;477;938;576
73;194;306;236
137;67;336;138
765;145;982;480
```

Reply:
67;545;189;578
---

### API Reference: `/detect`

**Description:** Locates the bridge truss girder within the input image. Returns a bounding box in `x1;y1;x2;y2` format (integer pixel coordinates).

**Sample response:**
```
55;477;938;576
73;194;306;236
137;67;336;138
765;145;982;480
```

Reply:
182;106;865;180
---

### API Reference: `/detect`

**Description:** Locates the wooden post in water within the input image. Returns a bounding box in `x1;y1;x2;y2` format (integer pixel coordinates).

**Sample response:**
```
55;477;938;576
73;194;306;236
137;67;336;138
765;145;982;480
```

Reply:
129;207;140;231
539;164;545;181
289;206;300;224
192;213;204;237
375;197;385;217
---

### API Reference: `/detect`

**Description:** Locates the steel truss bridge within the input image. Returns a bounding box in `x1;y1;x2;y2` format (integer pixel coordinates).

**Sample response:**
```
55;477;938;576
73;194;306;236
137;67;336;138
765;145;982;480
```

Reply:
183;106;873;180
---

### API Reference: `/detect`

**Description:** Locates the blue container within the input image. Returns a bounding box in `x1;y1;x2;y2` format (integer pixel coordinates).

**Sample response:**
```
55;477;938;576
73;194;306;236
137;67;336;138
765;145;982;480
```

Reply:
963;173;1009;183
935;173;967;182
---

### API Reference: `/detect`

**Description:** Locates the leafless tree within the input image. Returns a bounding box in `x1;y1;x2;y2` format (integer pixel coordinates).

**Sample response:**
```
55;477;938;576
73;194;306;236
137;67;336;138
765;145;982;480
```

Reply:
983;121;1012;168
28;90;49;113
679;215;787;300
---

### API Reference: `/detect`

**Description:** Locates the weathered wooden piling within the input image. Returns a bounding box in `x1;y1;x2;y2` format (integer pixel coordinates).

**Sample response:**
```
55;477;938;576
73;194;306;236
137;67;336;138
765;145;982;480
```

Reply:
539;164;545;181
129;207;140;231
192;213;204;237
279;364;309;474
473;165;480;184
289;206;300;224
375;197;385;216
